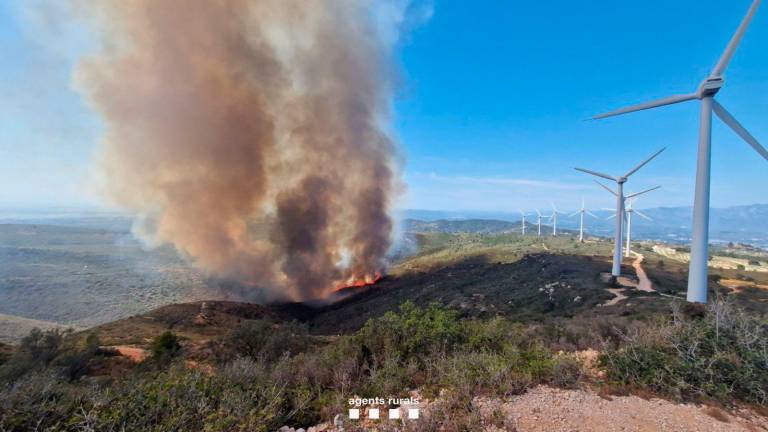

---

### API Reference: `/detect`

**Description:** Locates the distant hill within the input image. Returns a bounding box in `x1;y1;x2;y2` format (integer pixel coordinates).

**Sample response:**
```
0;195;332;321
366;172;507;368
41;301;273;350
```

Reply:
404;218;518;234
403;204;768;248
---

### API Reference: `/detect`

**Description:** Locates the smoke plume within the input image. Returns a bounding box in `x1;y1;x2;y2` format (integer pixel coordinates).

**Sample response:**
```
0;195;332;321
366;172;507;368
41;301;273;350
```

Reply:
74;0;408;300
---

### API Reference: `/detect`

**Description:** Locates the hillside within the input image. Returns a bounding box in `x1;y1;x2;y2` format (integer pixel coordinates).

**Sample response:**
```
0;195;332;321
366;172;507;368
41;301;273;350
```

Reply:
2;228;768;431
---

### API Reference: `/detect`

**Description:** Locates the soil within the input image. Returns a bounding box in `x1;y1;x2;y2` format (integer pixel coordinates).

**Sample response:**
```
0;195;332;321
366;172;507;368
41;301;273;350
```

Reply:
489;385;768;432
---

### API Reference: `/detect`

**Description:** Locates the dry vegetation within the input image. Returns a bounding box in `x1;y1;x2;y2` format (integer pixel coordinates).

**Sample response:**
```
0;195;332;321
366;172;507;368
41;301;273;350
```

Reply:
2;223;768;430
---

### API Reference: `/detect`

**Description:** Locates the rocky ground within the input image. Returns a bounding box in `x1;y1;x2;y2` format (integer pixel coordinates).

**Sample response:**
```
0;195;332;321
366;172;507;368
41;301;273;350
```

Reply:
488;385;767;432
280;386;768;432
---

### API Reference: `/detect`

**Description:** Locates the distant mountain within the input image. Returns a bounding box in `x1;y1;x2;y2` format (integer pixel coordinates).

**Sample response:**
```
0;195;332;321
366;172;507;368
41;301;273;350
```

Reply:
402;204;768;248
402;218;571;237
404;218;518;234
589;204;768;248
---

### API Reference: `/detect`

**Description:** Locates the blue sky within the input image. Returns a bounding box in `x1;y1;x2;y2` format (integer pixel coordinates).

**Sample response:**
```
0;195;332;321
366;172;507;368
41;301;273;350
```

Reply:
2;0;767;212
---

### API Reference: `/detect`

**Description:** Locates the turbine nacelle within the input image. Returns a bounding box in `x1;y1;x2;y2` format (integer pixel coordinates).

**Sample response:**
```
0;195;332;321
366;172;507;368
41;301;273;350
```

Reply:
697;77;724;98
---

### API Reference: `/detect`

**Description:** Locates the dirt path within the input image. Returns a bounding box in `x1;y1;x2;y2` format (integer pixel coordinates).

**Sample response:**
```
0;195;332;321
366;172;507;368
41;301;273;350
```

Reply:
105;345;148;362
299;386;768;432
599;253;654;306
489;385;767;432
631;252;654;292
601;288;628;306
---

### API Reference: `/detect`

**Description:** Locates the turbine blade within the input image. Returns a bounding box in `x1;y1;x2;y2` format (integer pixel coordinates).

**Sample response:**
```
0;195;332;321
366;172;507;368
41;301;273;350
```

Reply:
711;0;762;77
626;185;662;199
586;210;599;218
535;209;541;216
592;94;697;120
606;214;616;220
712;100;768;161
574;167;616;182
569;211;579;217
634;209;653;221
594;180;618;196
623;147;666;178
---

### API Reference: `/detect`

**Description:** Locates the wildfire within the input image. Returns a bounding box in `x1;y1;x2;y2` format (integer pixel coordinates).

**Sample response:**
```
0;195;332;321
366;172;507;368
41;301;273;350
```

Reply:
335;273;382;291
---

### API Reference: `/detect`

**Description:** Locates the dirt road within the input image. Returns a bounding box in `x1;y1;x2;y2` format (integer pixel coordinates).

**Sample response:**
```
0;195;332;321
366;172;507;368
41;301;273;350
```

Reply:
631;252;654;292
600;252;654;306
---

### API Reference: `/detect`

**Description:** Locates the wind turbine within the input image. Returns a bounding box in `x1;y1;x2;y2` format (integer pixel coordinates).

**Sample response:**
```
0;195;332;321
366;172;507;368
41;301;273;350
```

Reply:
591;0;768;303
624;197;654;257
601;185;661;256
575;148;665;277
548;203;565;236
535;209;543;237
519;210;528;236
569;198;597;242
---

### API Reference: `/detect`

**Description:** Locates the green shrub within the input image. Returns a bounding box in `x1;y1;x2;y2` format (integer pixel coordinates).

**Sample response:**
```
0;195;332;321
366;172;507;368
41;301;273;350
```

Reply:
600;300;768;405
150;331;181;363
356;301;464;364
0;328;98;384
227;319;310;363
0;302;573;430
549;354;583;389
55;332;100;381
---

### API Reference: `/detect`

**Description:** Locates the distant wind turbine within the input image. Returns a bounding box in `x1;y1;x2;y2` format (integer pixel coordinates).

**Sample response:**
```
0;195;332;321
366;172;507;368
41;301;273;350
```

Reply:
591;0;768;303
624;197;655;257
569;198;597;242
548;203;565;236
602;186;661;256
535;209;543;237
575;148;665;277
519;210;528;236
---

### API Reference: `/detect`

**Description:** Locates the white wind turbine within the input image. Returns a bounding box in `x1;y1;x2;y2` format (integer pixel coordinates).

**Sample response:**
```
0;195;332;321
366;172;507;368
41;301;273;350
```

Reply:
548;203;565;236
519;210;528;236
601;185;661;257
535;209;543;237
624;198;654;257
569;198;598;242
591;0;768;303
575;148;665;277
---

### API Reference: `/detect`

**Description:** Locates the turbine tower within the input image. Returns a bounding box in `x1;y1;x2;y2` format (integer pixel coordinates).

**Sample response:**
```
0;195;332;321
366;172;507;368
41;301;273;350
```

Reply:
602;186;660;256
624;197;654;257
569;198;597;242
535;209;543;237
575;148;665;277
548;203;564;236
591;0;767;303
519;210;528;236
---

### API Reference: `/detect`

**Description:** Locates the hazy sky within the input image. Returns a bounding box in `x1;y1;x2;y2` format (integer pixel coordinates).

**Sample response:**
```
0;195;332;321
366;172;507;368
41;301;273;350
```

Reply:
2;0;767;212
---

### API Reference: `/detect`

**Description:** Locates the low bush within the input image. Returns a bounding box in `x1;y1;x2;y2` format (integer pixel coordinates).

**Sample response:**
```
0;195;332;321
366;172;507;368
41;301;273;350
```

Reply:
1;302;569;430
0;328;99;384
226;319;310;363
600;299;768;405
150;331;181;363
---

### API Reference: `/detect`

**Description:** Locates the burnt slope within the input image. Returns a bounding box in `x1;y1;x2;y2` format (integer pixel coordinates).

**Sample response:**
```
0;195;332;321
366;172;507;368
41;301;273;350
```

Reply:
307;253;616;334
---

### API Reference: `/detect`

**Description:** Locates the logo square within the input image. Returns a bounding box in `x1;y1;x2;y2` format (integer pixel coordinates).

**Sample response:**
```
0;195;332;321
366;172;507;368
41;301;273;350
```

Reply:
389;408;400;419
348;408;359;420
369;408;380;419
408;408;419;419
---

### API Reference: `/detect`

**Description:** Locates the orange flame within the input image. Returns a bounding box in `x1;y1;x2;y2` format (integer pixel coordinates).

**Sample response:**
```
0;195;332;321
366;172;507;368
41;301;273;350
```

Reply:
334;273;382;291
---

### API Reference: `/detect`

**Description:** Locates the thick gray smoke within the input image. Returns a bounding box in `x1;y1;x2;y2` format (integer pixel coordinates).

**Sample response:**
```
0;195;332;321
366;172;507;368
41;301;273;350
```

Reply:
73;0;411;300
